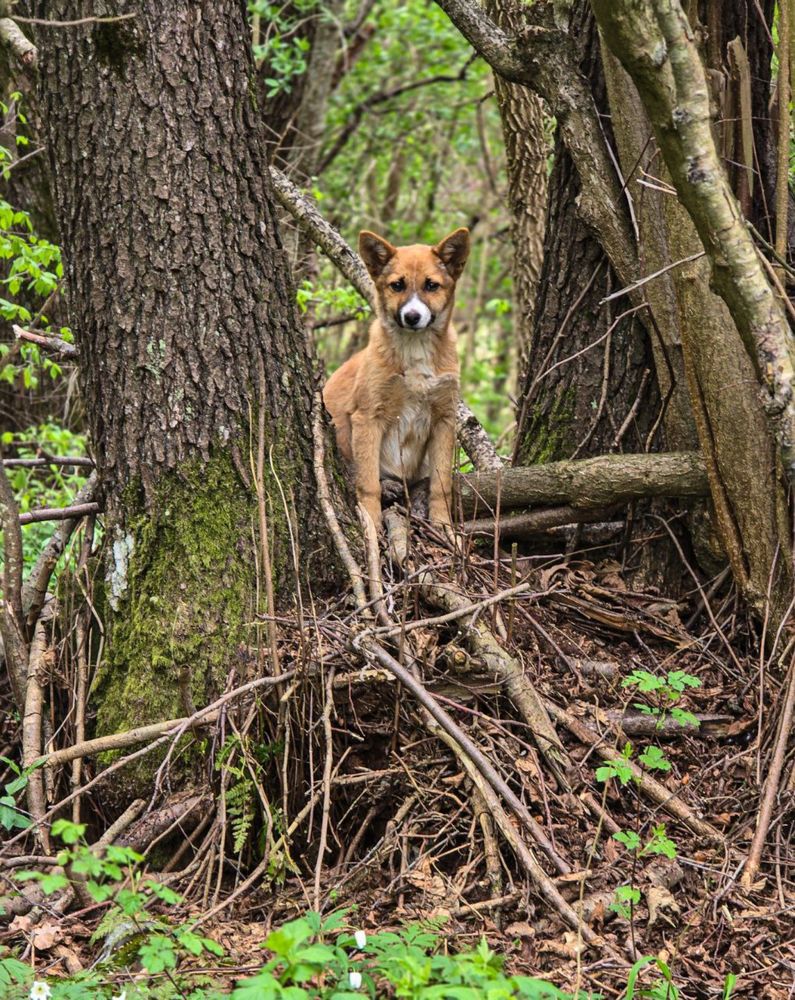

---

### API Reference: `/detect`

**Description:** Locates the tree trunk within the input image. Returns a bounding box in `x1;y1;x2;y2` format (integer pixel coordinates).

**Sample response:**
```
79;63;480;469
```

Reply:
37;2;342;740
514;3;662;465
485;0;548;369
595;1;793;624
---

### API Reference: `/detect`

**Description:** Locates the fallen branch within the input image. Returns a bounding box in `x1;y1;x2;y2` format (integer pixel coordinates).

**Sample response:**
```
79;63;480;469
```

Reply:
741;650;795;887
545;700;721;842
464;504;622;539
458;451;708;516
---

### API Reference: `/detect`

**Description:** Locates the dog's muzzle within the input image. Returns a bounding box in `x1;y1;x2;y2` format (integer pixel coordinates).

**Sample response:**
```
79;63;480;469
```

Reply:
398;294;433;330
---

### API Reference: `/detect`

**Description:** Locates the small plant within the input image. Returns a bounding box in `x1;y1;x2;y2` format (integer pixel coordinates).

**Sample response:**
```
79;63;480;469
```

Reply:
597;668;701;937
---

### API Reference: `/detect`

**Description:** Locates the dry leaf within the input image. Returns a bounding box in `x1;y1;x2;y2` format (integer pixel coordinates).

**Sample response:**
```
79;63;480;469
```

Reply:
31;922;61;951
647;886;680;927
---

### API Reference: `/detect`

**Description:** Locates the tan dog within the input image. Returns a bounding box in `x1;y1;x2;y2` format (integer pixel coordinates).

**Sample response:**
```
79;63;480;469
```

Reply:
323;228;470;531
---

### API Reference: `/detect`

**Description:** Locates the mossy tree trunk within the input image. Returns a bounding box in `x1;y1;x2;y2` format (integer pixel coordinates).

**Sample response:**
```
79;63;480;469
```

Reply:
36;1;342;738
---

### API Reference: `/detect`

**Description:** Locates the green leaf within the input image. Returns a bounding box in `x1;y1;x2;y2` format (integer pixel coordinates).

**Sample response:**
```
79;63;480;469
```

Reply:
638;745;671;772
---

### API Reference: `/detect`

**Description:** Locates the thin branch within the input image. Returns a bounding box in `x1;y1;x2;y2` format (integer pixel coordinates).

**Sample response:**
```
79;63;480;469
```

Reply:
19;502;100;525
22;472;98;625
14;325;78;360
14;13;136;27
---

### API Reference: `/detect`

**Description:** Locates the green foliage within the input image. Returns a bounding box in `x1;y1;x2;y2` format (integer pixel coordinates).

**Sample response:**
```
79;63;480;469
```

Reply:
0;756;40;832
0;423;89;576
250;0;317;97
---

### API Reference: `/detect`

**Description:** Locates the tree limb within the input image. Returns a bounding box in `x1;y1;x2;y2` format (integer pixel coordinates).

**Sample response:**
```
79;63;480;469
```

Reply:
14;325;78;360
458;450;708;516
593;0;795;482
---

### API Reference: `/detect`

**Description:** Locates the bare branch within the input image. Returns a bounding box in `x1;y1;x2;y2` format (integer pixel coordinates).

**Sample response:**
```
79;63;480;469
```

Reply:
14;325;78;360
19;502;100;525
22;473;98;625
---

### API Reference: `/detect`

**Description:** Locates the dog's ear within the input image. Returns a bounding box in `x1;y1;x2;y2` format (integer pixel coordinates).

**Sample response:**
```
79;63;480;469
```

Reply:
359;231;397;278
433;228;470;279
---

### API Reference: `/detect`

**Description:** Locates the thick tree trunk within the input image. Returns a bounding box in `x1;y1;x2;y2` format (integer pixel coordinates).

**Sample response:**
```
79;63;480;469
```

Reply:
37;2;341;739
514;3;662;464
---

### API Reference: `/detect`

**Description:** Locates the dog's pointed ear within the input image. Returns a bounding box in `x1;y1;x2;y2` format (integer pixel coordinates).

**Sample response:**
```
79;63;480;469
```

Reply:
359;231;397;278
434;228;470;279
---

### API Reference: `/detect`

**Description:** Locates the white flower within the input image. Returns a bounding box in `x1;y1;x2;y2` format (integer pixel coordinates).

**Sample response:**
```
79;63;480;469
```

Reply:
112;993;127;1000
29;983;51;1000
354;929;367;950
349;970;363;989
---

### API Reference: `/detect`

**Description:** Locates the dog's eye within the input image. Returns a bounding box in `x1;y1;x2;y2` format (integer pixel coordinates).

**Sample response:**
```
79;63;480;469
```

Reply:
424;279;440;292
389;279;406;292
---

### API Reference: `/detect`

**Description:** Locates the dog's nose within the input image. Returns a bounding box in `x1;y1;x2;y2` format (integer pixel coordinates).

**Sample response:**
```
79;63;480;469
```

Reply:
403;311;421;328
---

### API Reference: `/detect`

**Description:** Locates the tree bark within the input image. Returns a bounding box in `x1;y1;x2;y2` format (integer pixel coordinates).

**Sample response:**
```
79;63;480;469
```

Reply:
458;451;708;516
514;3;662;464
594;0;794;622
37;2;342;740
485;0;547;368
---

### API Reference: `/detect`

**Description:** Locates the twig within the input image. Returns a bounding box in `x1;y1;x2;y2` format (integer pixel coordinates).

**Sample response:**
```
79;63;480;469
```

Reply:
19;502;100;525
14;13;137;27
464;505;622;539
3;457;93;469
741;651;795;887
13;325;78;359
599;252;705;304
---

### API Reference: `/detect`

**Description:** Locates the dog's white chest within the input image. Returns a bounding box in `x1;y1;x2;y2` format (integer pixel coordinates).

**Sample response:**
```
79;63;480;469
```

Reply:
380;367;452;484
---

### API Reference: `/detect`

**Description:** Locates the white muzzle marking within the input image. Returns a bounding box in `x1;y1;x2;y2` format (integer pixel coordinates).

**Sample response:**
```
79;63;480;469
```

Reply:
399;294;433;330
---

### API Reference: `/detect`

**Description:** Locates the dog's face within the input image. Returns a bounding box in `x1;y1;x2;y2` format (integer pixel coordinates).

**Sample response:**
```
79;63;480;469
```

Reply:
359;228;470;333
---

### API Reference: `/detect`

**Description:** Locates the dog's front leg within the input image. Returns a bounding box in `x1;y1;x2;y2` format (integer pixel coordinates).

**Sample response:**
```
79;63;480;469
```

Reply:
426;416;456;527
351;411;384;531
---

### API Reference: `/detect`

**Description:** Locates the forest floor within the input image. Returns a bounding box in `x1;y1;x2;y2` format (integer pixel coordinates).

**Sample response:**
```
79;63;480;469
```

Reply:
2;513;794;998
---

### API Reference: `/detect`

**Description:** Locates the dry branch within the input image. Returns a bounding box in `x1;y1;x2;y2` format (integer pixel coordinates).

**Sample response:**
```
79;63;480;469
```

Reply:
19;502;101;525
459;451;707;516
593;0;795;482
22;473;97;626
464;504;622;539
545;700;721;842
13;325;78;359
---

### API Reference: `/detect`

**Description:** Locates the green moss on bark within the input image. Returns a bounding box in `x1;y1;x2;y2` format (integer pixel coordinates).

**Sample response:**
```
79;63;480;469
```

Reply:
93;453;256;739
517;388;577;465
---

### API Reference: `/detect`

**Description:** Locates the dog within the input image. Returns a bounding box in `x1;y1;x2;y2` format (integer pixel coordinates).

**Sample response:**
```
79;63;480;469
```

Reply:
323;227;470;531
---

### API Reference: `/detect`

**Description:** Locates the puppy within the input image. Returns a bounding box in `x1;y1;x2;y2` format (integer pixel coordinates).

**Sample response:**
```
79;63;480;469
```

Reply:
323;228;469;530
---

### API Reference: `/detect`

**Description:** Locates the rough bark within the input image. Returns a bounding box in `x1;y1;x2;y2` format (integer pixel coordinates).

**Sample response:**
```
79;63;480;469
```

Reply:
37;2;342;741
485;0;547;367
458;451;708;516
514;3;662;464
